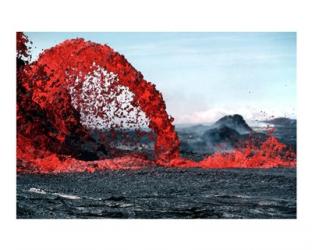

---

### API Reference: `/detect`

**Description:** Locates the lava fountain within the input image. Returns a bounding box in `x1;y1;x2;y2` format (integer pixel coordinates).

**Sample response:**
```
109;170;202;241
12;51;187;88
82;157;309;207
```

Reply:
16;33;296;173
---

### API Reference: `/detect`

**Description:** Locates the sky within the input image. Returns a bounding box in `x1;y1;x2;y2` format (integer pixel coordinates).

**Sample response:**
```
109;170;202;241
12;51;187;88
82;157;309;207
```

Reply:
25;32;296;124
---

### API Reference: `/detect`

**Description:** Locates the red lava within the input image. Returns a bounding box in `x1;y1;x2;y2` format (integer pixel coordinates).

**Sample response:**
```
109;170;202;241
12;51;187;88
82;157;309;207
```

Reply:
16;32;296;173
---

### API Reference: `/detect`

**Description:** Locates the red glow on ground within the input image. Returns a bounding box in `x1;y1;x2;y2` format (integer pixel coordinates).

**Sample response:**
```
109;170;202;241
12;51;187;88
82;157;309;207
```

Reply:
169;134;296;168
16;33;296;173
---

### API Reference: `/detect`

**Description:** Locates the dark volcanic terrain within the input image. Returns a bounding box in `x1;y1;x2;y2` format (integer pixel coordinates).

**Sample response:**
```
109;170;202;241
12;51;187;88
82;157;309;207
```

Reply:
17;115;297;219
17;168;296;219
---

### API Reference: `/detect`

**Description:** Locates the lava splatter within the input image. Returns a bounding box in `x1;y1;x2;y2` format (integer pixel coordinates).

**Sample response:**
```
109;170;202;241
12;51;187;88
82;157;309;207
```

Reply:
16;33;296;173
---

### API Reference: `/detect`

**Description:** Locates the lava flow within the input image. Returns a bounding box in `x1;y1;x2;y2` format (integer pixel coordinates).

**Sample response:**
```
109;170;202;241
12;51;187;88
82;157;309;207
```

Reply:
16;32;296;173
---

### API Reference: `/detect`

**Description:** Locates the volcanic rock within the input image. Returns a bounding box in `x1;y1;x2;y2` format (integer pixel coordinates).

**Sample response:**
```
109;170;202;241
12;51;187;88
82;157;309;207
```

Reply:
214;114;252;134
264;117;296;127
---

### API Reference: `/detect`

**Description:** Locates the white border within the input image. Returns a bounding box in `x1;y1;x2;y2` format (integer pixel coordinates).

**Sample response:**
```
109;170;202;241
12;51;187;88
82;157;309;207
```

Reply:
1;0;312;249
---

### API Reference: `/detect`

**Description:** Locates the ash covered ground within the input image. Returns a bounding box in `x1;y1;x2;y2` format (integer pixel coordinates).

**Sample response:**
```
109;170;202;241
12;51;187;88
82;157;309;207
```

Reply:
16;115;296;219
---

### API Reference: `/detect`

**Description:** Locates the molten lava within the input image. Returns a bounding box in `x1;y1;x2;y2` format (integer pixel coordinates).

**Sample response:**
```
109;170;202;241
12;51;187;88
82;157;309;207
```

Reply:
16;32;296;173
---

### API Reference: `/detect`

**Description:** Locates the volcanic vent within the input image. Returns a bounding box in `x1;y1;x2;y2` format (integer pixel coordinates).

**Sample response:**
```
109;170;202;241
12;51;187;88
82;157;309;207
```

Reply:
17;32;180;172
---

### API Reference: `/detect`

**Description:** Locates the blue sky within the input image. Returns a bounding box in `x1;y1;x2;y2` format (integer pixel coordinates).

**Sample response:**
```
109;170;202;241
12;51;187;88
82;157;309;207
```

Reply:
26;32;296;124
